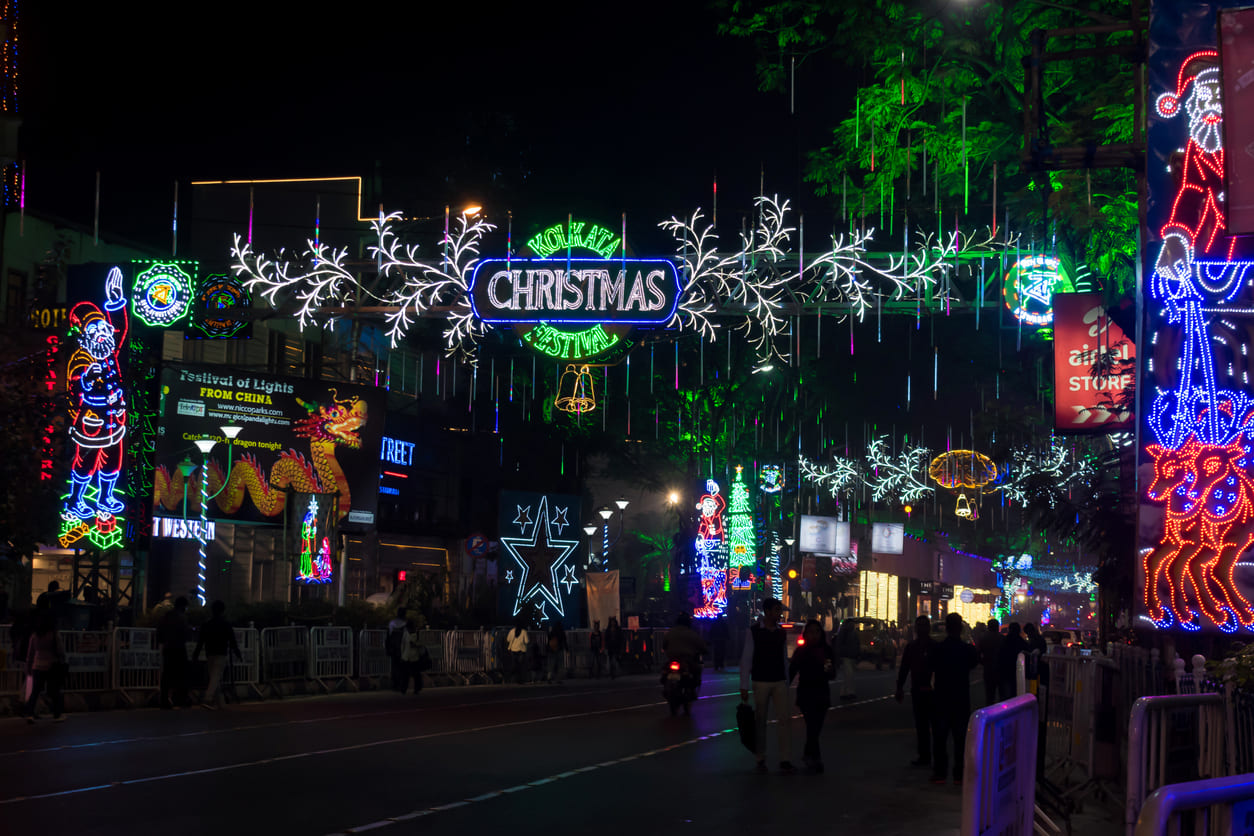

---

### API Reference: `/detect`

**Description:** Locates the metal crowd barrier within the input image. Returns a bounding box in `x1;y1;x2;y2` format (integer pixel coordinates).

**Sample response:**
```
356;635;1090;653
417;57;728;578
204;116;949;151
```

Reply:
310;626;355;692
113;627;161;702
1134;773;1254;836
1171;654;1215;695
416;630;446;676
961;693;1038;836
358;629;389;681
1045;654;1096;784
61;630;111;693
1125;693;1226;836
1225;685;1254;776
259;626;310;690
0;628;23;696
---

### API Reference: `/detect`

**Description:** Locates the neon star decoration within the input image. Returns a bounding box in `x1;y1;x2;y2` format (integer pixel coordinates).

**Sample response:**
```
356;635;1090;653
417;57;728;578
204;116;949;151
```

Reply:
560;565;580;594
501;496;580;618
513;505;533;533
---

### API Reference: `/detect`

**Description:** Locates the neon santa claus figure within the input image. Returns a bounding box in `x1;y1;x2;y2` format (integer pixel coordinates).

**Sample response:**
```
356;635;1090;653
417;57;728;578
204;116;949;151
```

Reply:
695;479;726;546
62;266;128;522
1151;50;1254;447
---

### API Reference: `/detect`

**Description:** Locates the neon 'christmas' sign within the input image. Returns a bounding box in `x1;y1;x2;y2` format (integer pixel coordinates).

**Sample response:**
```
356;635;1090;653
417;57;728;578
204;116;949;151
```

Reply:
59;266;129;550
469;258;679;324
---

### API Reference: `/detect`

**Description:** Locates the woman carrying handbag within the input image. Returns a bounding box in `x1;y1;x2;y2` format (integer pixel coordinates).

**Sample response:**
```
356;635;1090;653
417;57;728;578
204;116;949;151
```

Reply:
24;611;67;723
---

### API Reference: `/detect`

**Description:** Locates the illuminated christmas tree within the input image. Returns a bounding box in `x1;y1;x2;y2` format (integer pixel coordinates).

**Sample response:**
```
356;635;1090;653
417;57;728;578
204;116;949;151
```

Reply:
727;465;755;569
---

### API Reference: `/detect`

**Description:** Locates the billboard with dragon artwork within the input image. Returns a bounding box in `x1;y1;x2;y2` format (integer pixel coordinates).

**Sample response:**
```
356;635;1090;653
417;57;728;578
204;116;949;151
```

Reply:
151;365;386;528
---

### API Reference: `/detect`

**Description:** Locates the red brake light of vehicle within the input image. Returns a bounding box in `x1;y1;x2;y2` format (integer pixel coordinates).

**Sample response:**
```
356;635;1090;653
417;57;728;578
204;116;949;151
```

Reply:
397;570;407;582
797;637;806;646
669;661;681;671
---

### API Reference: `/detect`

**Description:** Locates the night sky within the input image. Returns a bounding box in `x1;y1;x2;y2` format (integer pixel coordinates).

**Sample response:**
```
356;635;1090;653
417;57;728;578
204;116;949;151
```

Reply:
21;1;847;250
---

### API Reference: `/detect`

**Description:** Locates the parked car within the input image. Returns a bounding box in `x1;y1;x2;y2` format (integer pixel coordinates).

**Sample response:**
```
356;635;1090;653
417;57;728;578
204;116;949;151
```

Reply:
1041;628;1082;649
930;618;975;646
837;617;896;669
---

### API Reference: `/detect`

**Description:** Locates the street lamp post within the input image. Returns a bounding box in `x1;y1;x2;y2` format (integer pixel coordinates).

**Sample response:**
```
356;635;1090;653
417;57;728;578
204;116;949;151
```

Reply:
582;522;599;569
187;425;242;606
596;497;630;568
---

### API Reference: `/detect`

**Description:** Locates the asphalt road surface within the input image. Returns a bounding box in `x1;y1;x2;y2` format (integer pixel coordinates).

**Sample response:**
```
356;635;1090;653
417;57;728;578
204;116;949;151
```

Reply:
0;668;980;836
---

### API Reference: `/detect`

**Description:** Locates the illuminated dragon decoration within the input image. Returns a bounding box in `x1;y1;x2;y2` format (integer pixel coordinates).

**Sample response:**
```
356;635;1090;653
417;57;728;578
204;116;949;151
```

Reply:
152;391;366;521
229;197;1017;364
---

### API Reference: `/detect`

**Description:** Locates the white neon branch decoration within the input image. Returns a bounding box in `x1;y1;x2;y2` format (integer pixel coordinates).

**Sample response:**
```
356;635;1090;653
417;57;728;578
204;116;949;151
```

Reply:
799;454;861;497
991;442;1094;505
865;436;935;503
232;236;362;331
372;211;496;360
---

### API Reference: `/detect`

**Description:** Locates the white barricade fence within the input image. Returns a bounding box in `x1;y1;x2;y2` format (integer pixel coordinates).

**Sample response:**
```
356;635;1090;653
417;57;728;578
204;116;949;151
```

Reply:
1045;654;1096;785
227;627;262;695
1134;773;1254;836
260;626;310;684
1171;654;1215;695
961;693;1039;836
417;630;446;674
1125;693;1227;836
448;629;486;678
309;626;354;689
0;627;22;696
1225;685;1254;777
358;629;389;680
481;629;505;676
113;627;161;697
566;629;592;677
61;630;111;693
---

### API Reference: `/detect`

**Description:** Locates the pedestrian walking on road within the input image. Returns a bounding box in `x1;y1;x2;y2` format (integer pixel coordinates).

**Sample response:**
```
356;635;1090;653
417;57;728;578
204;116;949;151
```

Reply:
978;618;1002;707
23;611;66;723
399;620;430;694
386;607;409;693
895;615;936;768
996;622;1028;700
929;613;980;785
739;597;795;774
546;618;568;683
157;596;191;710
589;621;605;679
604;617;624;679
505;619;530;684
789;619;836;773
834;619;860;701
710;615;729;671
191;600;242;709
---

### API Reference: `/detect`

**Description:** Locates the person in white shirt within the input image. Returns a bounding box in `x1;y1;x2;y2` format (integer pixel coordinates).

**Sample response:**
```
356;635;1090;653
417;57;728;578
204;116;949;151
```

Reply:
739;598;794;774
505;618;531;683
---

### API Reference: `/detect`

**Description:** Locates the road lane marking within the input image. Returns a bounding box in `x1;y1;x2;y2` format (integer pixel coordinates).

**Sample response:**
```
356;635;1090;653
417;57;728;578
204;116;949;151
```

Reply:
0;693;749;806
322;694;894;835
0;682;667;758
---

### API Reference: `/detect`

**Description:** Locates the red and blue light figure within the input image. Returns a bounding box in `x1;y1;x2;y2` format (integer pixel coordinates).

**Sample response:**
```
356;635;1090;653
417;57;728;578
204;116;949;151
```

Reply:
59;266;128;551
1144;48;1254;632
693;479;728;618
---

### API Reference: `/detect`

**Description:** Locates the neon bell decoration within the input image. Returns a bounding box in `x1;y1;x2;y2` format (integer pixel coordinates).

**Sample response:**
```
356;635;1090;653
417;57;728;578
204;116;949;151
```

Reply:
60;266;129;550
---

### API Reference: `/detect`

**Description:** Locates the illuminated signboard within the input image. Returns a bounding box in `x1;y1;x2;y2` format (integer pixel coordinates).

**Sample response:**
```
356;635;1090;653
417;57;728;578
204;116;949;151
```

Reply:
132;262;194;327
1001;255;1076;326
381;436;415;467
469;258;679;325
153;517;217;540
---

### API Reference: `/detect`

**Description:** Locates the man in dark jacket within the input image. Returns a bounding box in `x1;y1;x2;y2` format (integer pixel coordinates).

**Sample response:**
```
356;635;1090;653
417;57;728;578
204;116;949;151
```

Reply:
979;618;1003;707
191;600;242;709
604;617;625;679
996;622;1029;700
545;618;568;683
157;596;190;709
929;613;980;784
895;615;936;767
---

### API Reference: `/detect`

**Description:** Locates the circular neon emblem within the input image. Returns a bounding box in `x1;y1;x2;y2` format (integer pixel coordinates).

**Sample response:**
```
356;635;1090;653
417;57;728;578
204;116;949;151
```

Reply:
1002;255;1074;327
194;275;250;338
133;263;193;326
